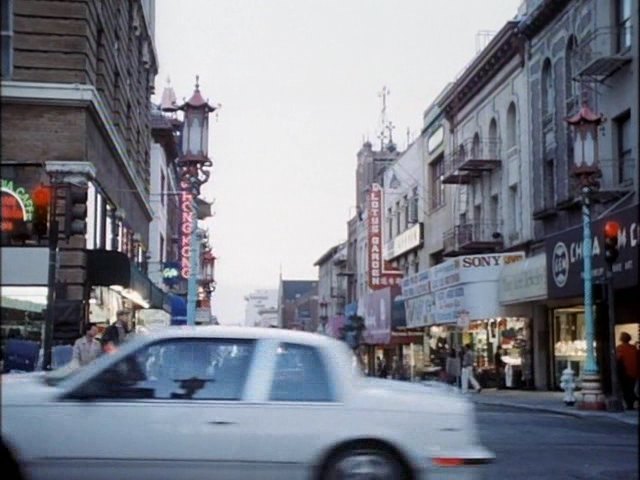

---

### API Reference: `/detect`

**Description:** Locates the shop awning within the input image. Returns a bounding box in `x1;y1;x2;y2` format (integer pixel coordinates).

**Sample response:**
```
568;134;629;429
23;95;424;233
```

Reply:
87;249;170;311
86;250;131;287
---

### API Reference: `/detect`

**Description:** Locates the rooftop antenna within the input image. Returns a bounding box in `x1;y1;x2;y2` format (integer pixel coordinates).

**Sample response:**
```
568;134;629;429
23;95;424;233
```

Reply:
377;86;391;150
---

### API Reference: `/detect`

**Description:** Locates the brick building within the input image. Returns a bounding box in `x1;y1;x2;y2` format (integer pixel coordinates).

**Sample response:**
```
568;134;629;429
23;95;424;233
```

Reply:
1;0;160;348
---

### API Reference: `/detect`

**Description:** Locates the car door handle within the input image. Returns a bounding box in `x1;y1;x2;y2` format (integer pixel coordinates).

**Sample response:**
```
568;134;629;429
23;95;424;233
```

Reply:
207;420;236;426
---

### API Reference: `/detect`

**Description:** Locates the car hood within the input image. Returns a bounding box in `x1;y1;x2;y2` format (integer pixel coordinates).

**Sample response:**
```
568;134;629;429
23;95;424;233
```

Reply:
1;372;60;405
351;377;470;415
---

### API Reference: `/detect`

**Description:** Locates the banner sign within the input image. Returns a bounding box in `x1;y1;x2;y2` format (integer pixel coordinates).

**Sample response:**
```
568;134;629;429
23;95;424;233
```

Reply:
368;183;402;290
363;286;401;345
179;181;195;279
546;204;639;299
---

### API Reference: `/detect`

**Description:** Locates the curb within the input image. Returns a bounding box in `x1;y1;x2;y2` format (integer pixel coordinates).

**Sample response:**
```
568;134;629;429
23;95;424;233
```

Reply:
473;398;639;425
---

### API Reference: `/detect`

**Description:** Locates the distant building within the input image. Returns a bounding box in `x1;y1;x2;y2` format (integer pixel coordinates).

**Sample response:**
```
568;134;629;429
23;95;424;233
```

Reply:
277;280;318;331
243;289;278;327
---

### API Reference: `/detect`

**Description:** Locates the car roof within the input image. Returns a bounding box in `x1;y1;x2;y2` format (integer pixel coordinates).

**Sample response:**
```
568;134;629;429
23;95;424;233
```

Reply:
142;325;344;348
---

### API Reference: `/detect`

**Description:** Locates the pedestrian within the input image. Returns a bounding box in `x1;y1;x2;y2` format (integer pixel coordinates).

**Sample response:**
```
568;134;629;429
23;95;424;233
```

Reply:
494;346;505;389
378;357;389;378
101;309;131;352
461;344;482;394
616;332;639;410
376;356;383;376
71;323;102;367
445;348;461;386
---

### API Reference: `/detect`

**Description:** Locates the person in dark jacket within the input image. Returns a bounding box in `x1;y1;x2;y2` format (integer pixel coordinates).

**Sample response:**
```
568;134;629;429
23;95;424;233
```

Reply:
101;309;131;352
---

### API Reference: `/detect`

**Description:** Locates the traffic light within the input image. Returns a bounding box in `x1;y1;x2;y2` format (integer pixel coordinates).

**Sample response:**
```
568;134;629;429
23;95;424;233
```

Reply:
65;185;88;237
603;221;620;265
32;185;51;237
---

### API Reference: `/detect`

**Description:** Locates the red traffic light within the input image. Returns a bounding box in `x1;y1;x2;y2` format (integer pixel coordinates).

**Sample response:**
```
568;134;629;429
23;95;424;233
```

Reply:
32;185;51;207
604;221;620;239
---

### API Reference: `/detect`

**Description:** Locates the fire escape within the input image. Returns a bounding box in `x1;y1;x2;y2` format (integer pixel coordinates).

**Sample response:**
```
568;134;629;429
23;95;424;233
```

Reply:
442;135;504;256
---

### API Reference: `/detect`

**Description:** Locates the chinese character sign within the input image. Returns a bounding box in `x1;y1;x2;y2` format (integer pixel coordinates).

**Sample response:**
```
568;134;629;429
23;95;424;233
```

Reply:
368;183;402;290
180;181;195;279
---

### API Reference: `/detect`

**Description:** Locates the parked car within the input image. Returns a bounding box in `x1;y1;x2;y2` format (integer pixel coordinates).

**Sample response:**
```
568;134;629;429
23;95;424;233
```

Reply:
1;326;494;480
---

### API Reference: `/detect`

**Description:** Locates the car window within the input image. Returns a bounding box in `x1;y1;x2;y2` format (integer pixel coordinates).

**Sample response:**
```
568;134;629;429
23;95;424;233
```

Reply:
269;343;334;402
73;338;255;401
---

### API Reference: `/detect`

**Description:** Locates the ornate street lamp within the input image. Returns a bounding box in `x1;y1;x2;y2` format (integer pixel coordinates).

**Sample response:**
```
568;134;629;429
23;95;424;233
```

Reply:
566;103;605;410
176;77;217;326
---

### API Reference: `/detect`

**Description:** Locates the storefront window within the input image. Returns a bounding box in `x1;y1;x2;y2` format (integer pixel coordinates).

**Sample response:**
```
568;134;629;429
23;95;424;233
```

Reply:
464;317;531;389
553;307;587;388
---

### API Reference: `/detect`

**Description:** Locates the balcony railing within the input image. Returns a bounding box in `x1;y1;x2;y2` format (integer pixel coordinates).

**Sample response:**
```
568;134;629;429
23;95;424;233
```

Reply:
575;27;633;82
442;137;500;184
443;221;503;255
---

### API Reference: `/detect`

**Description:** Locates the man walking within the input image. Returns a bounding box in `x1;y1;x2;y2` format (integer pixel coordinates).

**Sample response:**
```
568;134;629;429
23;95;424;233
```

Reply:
461;344;482;394
72;323;102;367
616;332;638;410
101;309;131;352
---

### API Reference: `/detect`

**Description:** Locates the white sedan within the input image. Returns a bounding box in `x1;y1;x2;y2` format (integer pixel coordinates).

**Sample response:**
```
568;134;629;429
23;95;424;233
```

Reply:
2;326;493;480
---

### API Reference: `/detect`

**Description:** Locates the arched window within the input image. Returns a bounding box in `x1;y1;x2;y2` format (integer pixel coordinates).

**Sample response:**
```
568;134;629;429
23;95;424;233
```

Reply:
565;36;578;105
542;58;553;121
489;118;498;157
506;103;517;149
472;133;481;159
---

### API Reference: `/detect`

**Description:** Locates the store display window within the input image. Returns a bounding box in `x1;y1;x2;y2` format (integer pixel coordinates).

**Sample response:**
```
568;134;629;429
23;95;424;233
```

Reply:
552;307;587;389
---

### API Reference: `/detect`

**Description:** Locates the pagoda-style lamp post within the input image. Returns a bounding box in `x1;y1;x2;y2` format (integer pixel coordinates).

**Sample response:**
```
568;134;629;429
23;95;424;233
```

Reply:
176;77;216;326
566;104;605;410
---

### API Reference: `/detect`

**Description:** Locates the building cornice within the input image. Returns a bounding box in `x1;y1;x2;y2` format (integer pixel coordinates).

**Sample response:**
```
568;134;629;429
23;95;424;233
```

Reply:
437;21;523;120
1;81;153;218
516;0;572;39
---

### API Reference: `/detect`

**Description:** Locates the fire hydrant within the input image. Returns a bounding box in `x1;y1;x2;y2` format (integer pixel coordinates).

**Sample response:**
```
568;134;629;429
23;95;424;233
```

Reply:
560;366;576;406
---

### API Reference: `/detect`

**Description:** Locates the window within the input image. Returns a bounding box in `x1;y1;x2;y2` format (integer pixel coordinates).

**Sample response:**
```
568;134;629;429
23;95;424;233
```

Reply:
617;0;632;51
507;103;517;149
270;343;333;402
509;185;519;236
430;154;445;210
410;187;419;223
472;133;481;159
386;207;393;240
542;59;554;124
403;195;409;230
1;0;13;79
85;183;97;249
159;233;165;264
565;36;578;107
544;158;555;207
395;201;401;234
106;205;114;250
160;170;166;206
95;193;104;249
71;339;255;401
616;112;632;183
488;118;498;157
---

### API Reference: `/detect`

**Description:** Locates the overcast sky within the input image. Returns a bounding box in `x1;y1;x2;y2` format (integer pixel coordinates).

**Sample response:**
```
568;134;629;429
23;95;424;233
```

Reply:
154;0;522;324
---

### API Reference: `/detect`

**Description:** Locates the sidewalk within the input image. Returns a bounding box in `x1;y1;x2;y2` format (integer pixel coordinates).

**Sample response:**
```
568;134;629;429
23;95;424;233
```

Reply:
470;388;639;426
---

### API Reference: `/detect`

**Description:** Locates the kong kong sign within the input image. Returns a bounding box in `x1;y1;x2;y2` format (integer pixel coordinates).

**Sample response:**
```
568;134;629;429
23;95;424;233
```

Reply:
368;183;402;290
179;181;195;279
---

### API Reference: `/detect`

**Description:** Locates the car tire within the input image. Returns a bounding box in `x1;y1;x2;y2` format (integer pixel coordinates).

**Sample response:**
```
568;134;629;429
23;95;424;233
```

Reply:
1;440;24;480
322;444;408;480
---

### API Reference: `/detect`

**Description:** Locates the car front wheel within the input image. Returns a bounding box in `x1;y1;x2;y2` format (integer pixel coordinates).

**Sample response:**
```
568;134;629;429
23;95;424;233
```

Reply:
323;446;407;480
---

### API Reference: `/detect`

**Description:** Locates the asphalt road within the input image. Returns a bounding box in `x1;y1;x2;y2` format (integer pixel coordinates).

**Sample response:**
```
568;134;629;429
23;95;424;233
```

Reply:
476;405;639;479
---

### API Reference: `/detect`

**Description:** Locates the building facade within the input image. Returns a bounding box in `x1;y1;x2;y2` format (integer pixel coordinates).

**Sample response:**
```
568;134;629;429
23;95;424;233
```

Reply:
314;242;348;335
244;289;278;328
1;0;161;349
520;0;639;391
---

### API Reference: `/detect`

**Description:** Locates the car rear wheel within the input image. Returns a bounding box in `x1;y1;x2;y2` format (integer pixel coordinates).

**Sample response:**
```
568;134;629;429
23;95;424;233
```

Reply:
323;446;406;480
